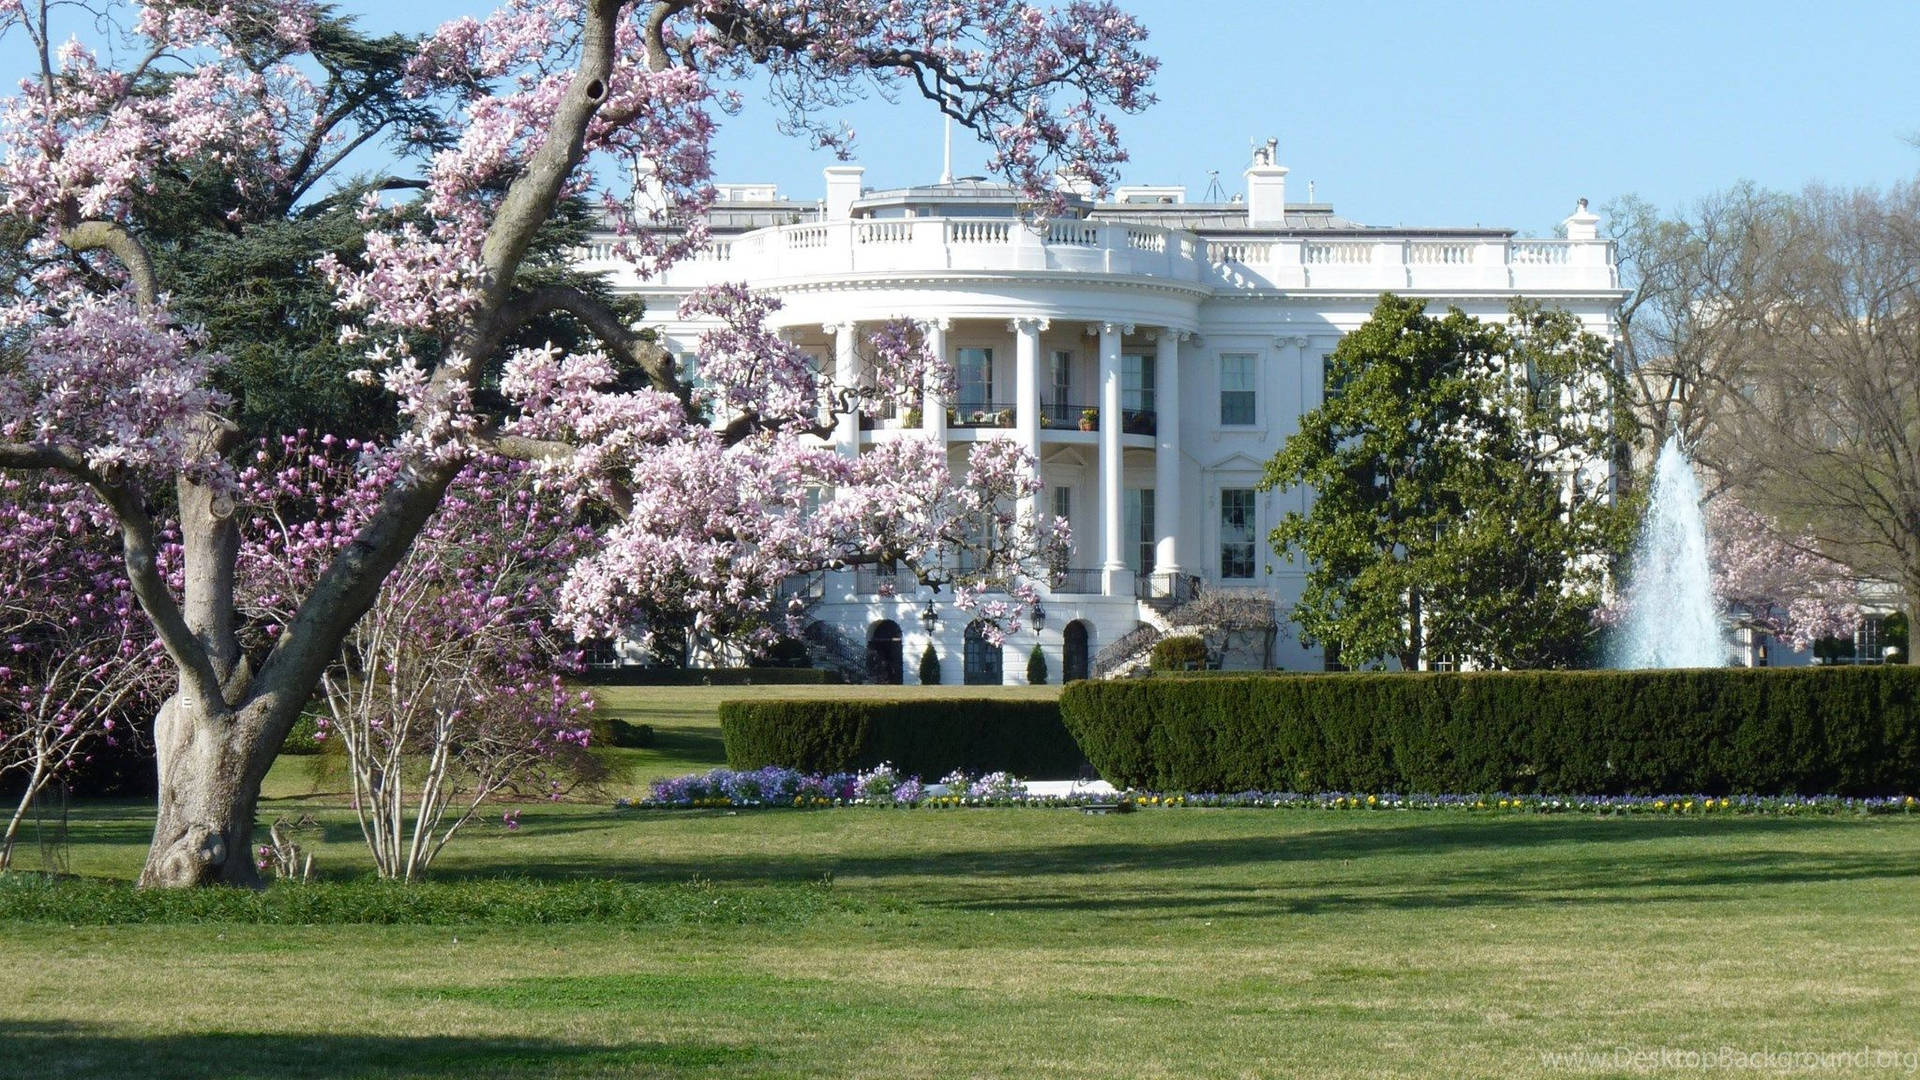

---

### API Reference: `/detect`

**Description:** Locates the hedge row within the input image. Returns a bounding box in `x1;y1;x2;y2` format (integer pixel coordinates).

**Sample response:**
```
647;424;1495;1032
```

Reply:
1059;667;1920;796
577;666;843;686
719;698;1086;779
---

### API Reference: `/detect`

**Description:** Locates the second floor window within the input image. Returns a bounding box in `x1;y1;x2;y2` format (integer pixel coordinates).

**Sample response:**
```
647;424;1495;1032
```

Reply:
1220;353;1256;425
1122;352;1156;415
1220;488;1256;579
957;347;993;409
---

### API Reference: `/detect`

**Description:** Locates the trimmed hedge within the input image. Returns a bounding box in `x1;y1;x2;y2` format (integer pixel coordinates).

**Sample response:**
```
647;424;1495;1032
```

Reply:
576;666;843;686
1059;667;1920;796
720;698;1086;779
1150;635;1208;672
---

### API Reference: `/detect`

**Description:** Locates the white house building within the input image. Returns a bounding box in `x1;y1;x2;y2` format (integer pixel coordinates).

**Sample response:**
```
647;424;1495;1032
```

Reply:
581;142;1626;683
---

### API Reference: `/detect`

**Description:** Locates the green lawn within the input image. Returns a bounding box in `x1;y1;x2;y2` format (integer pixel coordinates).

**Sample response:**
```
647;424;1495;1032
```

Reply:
5;683;1918;1079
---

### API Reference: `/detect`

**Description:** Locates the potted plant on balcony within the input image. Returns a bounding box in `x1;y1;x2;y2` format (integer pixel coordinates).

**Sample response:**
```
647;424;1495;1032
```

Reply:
1079;408;1098;431
904;406;922;428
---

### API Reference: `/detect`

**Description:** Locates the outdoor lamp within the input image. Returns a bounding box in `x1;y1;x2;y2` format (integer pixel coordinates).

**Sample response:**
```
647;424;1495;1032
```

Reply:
920;599;939;632
1032;603;1047;630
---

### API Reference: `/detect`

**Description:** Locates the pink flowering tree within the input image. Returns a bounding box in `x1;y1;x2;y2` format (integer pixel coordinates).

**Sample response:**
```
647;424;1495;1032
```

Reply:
1707;497;1860;650
0;475;168;871
0;0;1153;886
238;439;594;881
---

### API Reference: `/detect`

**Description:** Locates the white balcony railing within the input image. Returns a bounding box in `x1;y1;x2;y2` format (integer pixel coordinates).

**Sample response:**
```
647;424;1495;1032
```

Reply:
578;219;1619;293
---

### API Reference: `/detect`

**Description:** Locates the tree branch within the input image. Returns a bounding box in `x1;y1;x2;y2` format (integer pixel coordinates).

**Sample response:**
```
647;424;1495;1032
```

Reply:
61;221;159;307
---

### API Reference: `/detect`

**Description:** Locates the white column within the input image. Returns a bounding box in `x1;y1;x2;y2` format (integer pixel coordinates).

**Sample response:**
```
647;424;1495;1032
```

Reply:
1154;328;1184;577
1011;318;1048;522
1098;321;1129;590
831;321;858;457
922;318;949;442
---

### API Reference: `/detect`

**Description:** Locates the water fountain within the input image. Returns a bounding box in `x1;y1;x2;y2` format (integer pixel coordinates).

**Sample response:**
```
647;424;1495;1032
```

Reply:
1614;435;1727;668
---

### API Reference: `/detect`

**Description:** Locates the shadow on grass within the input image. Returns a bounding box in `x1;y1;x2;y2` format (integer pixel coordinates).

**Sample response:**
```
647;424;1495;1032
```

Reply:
428;815;1920;919
0;1020;757;1080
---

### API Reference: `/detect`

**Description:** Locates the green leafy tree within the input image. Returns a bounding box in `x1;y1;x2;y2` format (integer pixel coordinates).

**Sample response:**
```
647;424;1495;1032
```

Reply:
1262;294;1633;671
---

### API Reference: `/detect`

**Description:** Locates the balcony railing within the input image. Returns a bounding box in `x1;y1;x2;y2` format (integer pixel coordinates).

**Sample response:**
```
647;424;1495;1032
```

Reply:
1120;407;1156;436
1048;568;1104;595
1136;571;1200;606
948;401;1017;429
1042;401;1100;428
578;218;1618;294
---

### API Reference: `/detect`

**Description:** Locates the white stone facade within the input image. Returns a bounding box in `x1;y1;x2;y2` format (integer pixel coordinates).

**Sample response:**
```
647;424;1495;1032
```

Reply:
586;146;1625;682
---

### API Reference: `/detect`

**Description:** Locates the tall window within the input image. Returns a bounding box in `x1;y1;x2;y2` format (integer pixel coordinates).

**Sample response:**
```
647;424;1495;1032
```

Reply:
1219;353;1256;425
957;347;993;410
1220;488;1256;579
1125;488;1156;576
1322;353;1349;403
1049;349;1074;422
1122;352;1156;415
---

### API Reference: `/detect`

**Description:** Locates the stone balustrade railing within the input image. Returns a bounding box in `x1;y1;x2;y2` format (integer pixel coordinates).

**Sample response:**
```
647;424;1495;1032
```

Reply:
577;218;1618;292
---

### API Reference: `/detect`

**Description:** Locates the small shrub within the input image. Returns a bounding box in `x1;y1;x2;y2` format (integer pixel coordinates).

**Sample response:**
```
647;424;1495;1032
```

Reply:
587;716;655;749
919;643;942;685
1027;644;1049;685
720;698;1086;779
1150;635;1208;672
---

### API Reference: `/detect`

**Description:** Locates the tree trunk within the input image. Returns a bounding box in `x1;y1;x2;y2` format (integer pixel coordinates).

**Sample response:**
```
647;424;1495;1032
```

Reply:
138;692;270;888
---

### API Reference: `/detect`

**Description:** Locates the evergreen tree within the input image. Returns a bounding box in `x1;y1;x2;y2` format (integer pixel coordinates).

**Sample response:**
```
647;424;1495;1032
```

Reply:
1263;294;1632;670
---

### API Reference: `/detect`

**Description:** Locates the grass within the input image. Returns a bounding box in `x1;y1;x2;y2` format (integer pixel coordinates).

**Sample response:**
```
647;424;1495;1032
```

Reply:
4;682;1918;1079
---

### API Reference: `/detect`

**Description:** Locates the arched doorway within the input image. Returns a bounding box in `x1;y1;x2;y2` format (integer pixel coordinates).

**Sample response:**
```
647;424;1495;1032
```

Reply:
866;620;904;684
963;620;1004;685
1063;620;1091;682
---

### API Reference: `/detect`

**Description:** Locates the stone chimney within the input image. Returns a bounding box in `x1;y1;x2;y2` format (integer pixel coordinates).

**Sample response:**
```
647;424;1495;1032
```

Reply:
1244;137;1288;227
824;165;865;221
1562;197;1600;240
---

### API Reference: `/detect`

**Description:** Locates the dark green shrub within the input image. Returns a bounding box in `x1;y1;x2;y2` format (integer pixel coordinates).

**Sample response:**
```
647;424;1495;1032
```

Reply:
720;698;1086;779
1150;635;1208;672
281;712;326;755
587;715;655;749
1058;667;1920;796
1027;644;1049;685
919;644;942;686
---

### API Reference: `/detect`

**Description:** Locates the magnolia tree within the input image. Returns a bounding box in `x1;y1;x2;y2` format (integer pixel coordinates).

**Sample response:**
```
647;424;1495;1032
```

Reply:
1706;497;1859;650
0;475;168;870
1597;495;1860;651
0;0;1153;885
239;438;596;880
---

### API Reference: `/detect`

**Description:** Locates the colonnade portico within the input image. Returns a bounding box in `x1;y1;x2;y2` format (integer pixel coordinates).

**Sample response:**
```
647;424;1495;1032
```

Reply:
812;314;1190;603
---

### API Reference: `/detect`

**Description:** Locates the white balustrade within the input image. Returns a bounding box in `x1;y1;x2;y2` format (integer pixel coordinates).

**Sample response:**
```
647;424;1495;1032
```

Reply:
947;220;1012;245
1408;241;1473;265
856;220;913;244
1302;241;1373;265
578;217;1613;294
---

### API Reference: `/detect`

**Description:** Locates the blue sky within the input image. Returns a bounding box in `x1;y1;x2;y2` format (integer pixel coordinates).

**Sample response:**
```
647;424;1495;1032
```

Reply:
15;2;1920;235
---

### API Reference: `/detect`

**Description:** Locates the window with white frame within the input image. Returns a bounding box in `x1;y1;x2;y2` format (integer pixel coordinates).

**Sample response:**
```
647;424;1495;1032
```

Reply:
1122;352;1156;415
1049;349;1074;422
1219;488;1256;579
1321;353;1348;403
957;347;993;410
1219;353;1256;425
1125;488;1156;576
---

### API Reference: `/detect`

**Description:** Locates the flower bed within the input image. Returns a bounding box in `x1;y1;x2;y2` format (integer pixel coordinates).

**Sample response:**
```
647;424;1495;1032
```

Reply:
621;767;1920;816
